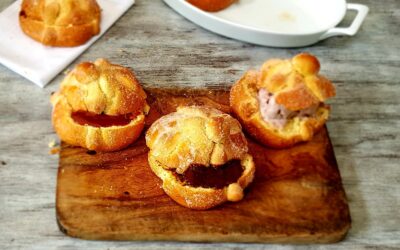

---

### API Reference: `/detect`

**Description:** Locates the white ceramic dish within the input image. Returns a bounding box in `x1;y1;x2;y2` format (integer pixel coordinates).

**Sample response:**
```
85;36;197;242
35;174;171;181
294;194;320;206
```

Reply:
163;0;368;47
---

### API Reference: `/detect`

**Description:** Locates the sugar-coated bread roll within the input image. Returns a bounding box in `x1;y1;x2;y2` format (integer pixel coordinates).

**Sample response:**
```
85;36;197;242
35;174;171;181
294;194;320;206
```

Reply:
19;0;101;47
230;53;336;148
51;58;149;152
187;0;236;12
146;106;255;210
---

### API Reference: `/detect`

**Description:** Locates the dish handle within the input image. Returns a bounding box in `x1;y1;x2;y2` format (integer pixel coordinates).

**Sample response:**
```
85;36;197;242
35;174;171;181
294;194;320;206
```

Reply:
319;3;369;40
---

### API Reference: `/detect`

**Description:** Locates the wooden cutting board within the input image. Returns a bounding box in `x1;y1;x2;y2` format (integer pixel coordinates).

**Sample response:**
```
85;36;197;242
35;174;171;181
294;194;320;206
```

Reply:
56;88;351;243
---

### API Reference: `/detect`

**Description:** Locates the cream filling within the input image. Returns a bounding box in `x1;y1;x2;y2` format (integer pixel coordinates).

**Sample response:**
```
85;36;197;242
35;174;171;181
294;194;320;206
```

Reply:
257;88;319;129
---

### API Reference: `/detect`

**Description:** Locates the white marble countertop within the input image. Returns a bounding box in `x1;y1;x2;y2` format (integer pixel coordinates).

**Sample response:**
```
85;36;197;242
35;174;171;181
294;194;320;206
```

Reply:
0;0;399;249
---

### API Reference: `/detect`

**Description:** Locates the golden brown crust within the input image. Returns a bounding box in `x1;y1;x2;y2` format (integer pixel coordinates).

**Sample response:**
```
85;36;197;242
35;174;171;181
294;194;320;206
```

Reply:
146;106;248;173
19;0;101;47
148;153;255;210
51;58;148;152
230;69;330;149
52;95;145;151
259;53;335;111
187;0;236;12
146;106;255;210
59;58;147;116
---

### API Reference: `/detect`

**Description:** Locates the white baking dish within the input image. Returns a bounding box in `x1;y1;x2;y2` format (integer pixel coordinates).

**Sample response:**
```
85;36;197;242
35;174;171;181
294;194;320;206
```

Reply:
163;0;368;47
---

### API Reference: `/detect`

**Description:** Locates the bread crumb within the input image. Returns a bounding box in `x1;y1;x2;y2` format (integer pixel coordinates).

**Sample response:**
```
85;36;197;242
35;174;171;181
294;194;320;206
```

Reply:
279;12;296;22
49;147;60;155
48;140;57;148
48;140;60;154
227;183;243;202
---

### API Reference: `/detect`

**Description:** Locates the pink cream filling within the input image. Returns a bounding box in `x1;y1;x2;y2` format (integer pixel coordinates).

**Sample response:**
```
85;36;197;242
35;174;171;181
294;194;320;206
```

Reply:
257;88;319;129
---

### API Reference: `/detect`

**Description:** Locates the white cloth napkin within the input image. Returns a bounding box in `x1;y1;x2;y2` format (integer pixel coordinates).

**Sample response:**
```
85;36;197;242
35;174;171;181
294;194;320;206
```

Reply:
0;0;135;87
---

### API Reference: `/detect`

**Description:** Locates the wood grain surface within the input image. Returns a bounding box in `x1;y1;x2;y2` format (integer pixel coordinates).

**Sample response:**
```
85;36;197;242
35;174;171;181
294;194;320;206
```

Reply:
56;88;350;243
0;0;399;249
